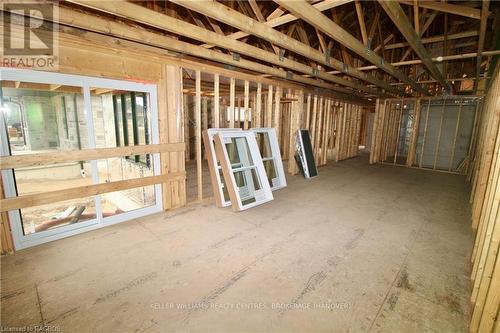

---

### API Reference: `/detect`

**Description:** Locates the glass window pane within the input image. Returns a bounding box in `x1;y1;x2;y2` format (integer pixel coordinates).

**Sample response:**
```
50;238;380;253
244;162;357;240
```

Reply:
20;196;96;235
256;132;273;158
98;158;156;216
1;81;96;235
225;137;254;167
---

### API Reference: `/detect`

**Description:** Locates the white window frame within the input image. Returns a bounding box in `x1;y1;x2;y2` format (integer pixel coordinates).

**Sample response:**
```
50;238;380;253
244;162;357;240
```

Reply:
251;128;287;190
214;131;273;211
0;68;162;250
203;128;242;207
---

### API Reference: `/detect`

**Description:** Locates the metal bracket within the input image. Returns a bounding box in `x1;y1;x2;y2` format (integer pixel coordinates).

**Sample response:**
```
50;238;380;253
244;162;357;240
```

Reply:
380;57;384;66
367;38;372;50
279;49;285;62
232;53;240;61
312;68;320;76
286;71;294;80
224;64;235;71
325;48;331;65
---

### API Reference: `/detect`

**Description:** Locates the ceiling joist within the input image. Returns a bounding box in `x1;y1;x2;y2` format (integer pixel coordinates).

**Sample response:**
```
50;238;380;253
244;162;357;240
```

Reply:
274;0;428;95
378;0;451;92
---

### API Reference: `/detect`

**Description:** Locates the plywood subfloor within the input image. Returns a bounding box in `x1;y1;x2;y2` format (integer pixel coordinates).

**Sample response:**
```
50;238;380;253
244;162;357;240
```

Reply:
0;156;472;332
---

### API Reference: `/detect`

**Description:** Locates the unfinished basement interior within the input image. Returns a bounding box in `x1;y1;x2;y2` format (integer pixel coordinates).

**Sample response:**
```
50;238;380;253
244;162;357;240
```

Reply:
0;0;499;332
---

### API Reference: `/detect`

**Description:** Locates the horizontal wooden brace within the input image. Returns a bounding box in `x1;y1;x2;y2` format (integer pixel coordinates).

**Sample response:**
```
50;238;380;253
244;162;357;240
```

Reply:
0;172;186;212
0;143;185;170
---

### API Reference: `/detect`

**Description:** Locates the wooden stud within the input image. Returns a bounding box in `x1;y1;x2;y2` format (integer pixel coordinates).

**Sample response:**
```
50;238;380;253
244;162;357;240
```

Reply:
214;74;220;128
256;83;262;128
195;70;203;201
419;99;431;168
406;98;421;167
433;99;446;170
266;85;273;128
274;86;282;140
229;77;235;128
449;101;463;172
244;80;250;130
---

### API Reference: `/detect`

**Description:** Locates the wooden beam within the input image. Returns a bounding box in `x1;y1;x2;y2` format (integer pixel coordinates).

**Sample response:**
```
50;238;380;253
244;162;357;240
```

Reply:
328;50;500;73
355;0;368;45
378;0;451;92
214;74;220;128
203;0;355;48
21;5;354;98
398;0;487;20
413;0;419;34
0;143;184;170
473;0;491;93
383;30;478;50
195;70;202;201
63;1;368;96
274;0;427;95
0;173;185;213
171;0;401;95
229;78;235;128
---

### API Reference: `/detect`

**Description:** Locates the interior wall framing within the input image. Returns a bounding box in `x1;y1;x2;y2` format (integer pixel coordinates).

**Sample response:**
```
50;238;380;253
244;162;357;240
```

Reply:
468;62;500;333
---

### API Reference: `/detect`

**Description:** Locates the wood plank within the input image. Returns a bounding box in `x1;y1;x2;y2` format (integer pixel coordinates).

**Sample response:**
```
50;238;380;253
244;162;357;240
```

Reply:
267;85;274;128
203;0;355;48
0;172;185;213
229;78;236;128
256;83;262;128
473;0;491;94
214;74;220;128
449;102;463;171
66;0;366;96
433;100;446;169
0;143;184;170
355;1;368;45
378;0;451;92
195;70;203;201
173;0;399;95
275;0;427;95
244;80;250;130
398;0;487;20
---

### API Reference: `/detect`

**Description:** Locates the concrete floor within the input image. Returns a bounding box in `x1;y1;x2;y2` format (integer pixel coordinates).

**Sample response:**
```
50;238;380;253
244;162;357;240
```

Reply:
1;156;473;332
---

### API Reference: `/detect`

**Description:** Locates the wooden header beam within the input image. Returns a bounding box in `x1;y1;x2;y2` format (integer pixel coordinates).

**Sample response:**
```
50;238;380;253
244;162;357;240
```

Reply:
67;0;378;96
378;0;452;92
274;0;428;95
171;0;402;95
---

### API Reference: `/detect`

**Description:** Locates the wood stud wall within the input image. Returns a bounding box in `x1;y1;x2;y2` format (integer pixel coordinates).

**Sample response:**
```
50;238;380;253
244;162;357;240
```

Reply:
182;74;367;201
370;96;481;175
468;63;500;333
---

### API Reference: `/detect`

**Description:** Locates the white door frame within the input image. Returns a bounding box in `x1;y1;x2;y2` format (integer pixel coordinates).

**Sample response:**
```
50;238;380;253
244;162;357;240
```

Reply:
0;68;162;250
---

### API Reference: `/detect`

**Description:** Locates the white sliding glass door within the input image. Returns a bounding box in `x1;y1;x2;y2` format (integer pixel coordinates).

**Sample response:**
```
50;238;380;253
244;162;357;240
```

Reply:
0;68;162;250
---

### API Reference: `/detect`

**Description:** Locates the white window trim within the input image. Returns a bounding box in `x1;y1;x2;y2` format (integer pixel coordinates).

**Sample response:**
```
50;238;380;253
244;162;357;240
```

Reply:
214;131;273;211
251;127;287;190
0;68;162;250
203;128;242;208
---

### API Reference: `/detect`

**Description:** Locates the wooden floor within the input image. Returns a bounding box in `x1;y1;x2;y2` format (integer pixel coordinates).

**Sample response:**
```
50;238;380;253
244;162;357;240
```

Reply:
0;156;472;332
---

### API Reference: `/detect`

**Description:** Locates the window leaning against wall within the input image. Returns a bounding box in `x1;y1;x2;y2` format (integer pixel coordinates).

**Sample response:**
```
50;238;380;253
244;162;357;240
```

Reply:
112;92;150;167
